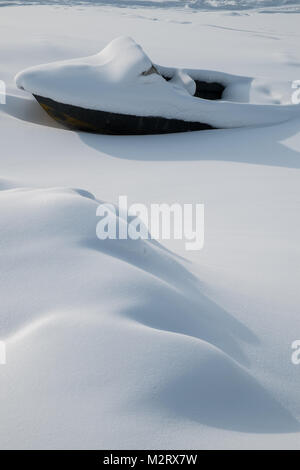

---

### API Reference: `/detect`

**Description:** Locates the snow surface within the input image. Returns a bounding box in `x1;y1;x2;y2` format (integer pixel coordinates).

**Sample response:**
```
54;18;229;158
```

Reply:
15;36;300;127
1;0;300;13
1;3;300;449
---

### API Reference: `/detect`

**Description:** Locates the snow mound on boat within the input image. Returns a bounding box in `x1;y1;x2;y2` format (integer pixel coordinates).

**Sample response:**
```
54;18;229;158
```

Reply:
16;36;155;89
16;36;300;128
15;36;190;116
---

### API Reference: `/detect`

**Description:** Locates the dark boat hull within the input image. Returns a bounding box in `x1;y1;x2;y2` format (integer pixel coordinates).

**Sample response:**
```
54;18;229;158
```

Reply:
34;95;214;135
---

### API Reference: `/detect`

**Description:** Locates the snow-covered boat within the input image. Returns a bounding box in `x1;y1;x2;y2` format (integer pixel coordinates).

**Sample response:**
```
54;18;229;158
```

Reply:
15;37;300;135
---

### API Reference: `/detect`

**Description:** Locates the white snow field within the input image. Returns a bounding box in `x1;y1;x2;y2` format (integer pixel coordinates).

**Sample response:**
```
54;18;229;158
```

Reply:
0;3;300;449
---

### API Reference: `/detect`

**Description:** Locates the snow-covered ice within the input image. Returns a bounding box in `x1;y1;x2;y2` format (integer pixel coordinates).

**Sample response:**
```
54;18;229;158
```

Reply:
0;2;300;449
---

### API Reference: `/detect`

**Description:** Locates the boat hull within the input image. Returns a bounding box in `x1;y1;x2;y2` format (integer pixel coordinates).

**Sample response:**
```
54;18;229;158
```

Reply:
34;95;214;135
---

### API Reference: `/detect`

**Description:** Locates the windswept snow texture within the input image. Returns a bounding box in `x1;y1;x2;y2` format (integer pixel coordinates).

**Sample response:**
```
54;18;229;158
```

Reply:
1;4;300;449
0;185;298;447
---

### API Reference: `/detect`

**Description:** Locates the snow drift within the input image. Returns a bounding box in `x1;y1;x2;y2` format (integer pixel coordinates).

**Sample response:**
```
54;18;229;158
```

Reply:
0;185;298;449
